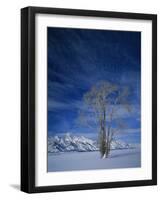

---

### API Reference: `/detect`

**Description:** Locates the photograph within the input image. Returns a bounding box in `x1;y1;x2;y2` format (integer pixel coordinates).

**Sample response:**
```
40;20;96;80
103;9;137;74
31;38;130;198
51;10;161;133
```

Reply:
47;27;141;172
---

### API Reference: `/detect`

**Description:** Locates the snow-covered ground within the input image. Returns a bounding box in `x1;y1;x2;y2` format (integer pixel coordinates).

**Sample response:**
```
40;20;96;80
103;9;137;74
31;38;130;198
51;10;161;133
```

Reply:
48;147;141;172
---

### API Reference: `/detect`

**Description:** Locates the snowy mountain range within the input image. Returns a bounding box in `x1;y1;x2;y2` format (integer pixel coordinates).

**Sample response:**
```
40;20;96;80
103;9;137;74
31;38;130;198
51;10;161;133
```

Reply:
48;133;135;153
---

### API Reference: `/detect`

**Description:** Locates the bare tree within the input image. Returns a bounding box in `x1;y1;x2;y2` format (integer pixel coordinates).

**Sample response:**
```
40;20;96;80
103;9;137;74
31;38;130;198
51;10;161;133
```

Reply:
79;81;132;158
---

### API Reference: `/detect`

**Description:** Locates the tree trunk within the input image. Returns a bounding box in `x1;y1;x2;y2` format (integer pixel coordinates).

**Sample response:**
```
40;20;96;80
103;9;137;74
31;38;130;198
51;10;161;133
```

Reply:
105;126;111;157
99;108;107;158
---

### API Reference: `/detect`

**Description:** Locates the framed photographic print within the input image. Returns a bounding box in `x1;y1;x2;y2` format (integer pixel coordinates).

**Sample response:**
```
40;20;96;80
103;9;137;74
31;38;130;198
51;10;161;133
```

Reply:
21;6;157;193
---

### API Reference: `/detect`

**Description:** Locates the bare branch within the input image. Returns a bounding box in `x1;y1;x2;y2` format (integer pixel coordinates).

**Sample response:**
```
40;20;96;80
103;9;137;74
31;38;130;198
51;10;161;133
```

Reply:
78;81;132;158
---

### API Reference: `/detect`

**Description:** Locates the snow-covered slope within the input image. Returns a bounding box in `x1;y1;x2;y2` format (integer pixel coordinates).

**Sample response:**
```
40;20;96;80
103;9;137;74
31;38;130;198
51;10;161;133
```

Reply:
48;133;134;153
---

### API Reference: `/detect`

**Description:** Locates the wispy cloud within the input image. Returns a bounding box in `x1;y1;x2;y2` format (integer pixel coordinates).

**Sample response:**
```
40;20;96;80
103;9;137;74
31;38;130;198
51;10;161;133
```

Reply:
48;99;84;111
117;128;140;135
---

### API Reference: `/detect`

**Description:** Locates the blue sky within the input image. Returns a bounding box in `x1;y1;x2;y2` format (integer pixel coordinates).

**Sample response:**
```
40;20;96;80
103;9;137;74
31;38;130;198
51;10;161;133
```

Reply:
47;27;141;143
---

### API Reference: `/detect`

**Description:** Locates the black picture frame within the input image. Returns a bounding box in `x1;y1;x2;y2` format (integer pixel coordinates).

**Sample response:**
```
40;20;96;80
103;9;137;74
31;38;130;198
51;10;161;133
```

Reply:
21;6;157;193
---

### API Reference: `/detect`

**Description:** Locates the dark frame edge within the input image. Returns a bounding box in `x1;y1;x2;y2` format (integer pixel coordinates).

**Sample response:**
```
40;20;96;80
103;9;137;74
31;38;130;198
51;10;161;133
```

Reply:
21;7;35;193
21;7;29;193
152;14;157;185
23;6;157;20
32;180;155;194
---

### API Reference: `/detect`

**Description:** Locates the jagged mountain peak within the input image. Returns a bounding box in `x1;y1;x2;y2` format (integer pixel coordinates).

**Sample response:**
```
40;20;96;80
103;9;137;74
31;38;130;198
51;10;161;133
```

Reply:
48;133;134;153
